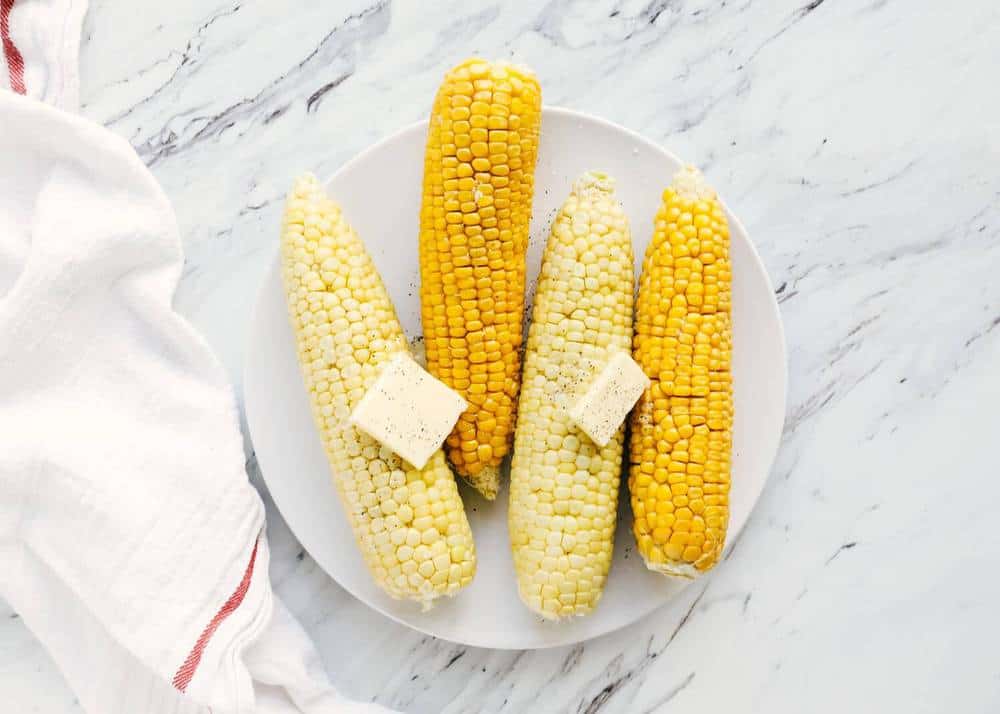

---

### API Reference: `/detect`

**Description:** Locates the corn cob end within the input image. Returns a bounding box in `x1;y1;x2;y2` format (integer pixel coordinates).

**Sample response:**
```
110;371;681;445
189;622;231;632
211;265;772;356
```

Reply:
670;164;717;202
572;169;615;197
459;463;500;501
641;557;701;579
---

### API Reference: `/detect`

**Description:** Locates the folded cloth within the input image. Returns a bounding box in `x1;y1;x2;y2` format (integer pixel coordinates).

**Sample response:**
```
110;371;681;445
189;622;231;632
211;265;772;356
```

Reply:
0;72;391;714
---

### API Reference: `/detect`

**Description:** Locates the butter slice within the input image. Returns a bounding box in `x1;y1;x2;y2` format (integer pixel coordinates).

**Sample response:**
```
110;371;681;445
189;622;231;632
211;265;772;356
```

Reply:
569;352;650;447
349;353;467;469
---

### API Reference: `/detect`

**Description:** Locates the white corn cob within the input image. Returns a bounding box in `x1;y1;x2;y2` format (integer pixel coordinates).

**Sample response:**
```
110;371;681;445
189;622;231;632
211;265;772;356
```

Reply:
508;171;634;619
280;173;476;605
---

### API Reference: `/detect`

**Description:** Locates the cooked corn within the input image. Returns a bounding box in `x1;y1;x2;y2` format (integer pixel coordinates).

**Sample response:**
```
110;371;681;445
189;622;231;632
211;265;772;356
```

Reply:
281;173;476;604
419;58;542;499
630;165;733;578
509;172;634;618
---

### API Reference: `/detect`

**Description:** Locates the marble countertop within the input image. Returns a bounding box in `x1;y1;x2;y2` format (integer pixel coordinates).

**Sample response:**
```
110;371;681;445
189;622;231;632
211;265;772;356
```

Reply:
4;1;1000;712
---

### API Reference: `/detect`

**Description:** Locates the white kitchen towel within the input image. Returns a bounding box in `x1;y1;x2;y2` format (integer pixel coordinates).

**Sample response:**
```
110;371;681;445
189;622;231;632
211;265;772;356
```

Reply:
0;4;393;714
1;0;86;109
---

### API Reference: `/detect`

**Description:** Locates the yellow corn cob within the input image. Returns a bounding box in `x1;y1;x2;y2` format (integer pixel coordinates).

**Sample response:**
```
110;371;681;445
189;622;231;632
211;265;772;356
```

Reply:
281;173;476;604
630;165;733;578
509;172;634;618
419;58;542;500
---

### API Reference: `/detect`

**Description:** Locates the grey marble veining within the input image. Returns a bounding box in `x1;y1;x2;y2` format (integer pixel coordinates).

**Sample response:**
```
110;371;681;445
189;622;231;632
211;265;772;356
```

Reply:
3;0;1000;712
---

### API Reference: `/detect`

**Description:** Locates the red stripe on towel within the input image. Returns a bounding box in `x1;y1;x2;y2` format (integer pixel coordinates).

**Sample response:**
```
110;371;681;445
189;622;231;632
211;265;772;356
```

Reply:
0;0;25;94
172;536;260;692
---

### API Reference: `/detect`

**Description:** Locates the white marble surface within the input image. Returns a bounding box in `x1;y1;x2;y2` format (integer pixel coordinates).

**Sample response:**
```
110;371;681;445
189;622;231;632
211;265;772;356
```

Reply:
3;0;1000;711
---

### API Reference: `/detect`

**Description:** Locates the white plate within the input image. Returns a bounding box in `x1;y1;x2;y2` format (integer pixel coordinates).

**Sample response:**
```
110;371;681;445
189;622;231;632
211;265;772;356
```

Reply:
244;107;786;650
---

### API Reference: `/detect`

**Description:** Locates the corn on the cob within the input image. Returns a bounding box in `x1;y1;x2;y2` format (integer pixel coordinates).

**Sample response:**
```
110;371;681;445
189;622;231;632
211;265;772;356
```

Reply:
630;165;733;578
509;172;634;618
281;173;476;604
419;58;542;500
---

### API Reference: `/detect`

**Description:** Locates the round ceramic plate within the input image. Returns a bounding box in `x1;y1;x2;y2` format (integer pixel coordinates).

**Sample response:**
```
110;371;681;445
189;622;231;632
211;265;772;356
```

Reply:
245;107;786;650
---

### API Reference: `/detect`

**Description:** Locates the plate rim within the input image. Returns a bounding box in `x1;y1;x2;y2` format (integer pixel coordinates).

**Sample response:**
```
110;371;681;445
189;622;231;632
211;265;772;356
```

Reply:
244;105;788;649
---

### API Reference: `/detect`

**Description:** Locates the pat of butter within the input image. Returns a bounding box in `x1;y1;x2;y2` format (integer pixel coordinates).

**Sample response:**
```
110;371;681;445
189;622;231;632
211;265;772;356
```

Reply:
349;353;467;470
569;352;650;447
